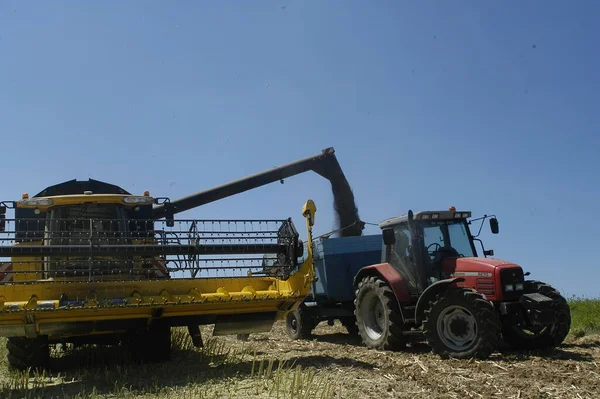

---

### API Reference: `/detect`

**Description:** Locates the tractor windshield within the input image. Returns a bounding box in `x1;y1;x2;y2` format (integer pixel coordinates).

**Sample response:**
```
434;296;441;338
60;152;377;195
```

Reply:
422;220;475;260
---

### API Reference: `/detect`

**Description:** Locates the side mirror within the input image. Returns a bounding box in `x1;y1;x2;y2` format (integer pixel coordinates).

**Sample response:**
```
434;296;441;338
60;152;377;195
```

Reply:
489;217;499;234
484;249;494;257
382;228;395;245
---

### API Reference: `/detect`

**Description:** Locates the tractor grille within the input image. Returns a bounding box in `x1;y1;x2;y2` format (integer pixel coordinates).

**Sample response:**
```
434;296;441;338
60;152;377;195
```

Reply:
476;278;495;298
500;267;525;301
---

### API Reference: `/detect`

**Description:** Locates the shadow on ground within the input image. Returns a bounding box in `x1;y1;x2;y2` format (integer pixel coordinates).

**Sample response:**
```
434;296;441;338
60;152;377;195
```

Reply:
0;342;377;398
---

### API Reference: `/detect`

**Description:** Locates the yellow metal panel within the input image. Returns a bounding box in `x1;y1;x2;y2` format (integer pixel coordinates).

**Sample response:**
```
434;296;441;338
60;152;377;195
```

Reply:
0;199;317;338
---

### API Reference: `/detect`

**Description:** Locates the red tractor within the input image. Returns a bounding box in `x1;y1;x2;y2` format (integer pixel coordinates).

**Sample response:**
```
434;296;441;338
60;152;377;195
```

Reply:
353;208;571;359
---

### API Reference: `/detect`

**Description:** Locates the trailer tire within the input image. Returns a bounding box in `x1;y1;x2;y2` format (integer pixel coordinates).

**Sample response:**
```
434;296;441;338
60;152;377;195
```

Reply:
354;276;406;350
501;282;571;350
126;321;172;363
423;288;500;359
285;307;314;340
6;336;50;371
341;317;359;336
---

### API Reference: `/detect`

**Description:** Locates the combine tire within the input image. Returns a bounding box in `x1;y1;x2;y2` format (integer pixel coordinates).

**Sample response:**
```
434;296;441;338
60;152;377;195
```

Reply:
6;336;50;371
354;276;406;350
126;320;172;363
285;307;315;340
501;282;571;350
423;288;501;359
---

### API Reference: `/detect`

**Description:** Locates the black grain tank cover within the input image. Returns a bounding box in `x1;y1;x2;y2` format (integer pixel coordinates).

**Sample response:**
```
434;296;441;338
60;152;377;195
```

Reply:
34;179;131;197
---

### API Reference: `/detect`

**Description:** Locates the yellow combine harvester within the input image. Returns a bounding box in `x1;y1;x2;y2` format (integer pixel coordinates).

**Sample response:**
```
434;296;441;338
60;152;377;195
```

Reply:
0;148;358;371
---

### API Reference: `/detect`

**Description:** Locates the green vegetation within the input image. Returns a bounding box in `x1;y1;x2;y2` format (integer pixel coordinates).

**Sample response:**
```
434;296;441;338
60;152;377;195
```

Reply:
568;297;600;338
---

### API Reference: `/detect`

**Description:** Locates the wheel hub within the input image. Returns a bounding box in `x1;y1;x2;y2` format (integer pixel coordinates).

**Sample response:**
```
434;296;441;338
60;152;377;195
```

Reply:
436;305;477;351
360;291;386;341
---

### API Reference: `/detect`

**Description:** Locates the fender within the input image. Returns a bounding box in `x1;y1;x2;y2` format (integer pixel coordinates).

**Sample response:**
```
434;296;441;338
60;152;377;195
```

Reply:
414;277;465;324
353;263;412;304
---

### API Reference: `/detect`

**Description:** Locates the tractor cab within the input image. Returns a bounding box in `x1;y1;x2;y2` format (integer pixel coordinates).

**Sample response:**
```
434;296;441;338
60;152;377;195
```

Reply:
379;207;499;296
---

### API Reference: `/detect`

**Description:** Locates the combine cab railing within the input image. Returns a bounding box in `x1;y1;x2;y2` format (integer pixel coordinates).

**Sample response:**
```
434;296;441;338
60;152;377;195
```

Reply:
0;218;301;283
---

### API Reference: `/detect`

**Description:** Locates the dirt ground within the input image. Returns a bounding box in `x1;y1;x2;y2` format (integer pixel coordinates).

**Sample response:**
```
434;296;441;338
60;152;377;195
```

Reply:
226;321;600;399
0;321;599;398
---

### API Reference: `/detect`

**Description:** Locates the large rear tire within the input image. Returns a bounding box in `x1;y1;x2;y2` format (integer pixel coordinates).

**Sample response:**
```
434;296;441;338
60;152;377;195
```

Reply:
354;276;406;350
423;288;501;359
6;336;51;371
501;282;571;350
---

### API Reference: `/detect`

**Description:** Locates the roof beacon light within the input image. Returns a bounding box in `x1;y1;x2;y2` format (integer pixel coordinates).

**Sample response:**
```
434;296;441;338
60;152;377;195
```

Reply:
449;206;456;211
144;190;150;197
22;193;29;199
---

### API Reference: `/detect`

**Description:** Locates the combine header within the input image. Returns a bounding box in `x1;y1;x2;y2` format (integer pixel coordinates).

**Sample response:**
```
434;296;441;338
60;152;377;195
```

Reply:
0;147;355;370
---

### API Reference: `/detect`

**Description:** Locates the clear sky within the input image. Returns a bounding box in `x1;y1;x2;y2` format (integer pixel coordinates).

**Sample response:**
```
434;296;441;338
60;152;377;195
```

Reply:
1;1;599;297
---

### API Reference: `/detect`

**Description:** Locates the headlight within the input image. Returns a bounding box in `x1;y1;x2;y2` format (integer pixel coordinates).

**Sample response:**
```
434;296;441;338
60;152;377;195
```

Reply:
504;284;514;292
17;198;54;207
515;283;524;291
123;196;154;204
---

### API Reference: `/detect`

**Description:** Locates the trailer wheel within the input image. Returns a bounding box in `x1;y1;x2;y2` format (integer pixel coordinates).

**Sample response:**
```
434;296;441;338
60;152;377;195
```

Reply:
126;320;172;363
6;336;50;371
341;317;359;336
423;288;500;359
285;307;314;340
501;282;571;350
354;276;406;350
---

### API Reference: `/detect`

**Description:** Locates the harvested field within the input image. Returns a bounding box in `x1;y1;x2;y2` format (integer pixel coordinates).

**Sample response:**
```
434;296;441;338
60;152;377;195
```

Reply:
0;320;598;399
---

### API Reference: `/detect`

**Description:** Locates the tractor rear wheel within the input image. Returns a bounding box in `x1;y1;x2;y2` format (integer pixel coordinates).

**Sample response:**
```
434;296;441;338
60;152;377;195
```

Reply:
423;288;501;359
354;276;406;350
6;336;51;371
501;282;571;350
285;307;315;340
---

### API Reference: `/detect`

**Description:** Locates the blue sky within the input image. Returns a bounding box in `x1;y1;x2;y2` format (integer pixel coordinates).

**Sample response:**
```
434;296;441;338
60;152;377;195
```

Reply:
1;1;599;297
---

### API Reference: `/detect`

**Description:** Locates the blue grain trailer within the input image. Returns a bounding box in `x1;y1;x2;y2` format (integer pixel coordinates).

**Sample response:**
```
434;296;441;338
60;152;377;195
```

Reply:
285;234;383;339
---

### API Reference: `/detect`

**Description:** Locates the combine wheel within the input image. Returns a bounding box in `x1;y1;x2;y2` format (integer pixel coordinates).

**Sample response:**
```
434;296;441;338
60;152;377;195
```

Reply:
502;282;571;350
423;288;500;359
126;320;172;363
354;276;406;350
6;336;50;371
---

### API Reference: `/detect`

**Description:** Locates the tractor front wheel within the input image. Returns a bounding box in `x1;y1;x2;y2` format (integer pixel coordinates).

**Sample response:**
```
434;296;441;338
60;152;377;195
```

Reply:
501;282;571;350
423;288;501;359
354;276;406;350
6;336;51;371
